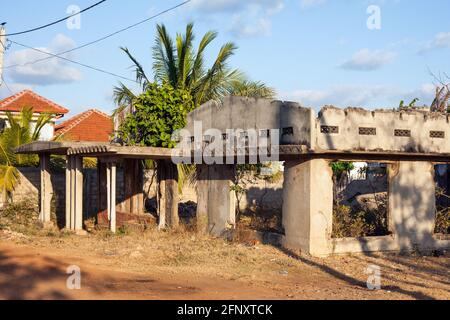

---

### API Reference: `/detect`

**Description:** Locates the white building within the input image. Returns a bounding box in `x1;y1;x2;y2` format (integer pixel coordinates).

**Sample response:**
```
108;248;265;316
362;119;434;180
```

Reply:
0;90;69;141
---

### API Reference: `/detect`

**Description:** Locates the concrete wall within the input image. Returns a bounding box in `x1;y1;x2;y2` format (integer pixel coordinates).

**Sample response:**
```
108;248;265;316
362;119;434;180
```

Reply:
186;96;315;147
7;167;283;226
282;159;450;257
5;168;125;226
187;97;450;154
316;107;450;153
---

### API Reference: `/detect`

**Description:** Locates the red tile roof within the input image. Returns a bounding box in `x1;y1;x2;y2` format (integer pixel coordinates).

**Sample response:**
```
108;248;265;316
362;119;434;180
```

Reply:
54;109;113;142
0;90;69;115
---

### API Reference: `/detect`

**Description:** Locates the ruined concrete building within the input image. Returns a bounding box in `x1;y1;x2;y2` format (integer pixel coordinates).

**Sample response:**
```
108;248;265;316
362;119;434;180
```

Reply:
17;96;450;257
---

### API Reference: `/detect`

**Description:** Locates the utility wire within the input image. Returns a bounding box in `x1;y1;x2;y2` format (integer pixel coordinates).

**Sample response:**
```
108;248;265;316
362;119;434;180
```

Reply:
10;40;139;83
0;75;14;95
3;0;191;70
3;0;107;37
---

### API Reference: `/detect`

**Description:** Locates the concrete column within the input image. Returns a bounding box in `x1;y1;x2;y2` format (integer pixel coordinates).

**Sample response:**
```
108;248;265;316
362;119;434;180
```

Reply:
157;160;179;229
106;161;117;233
195;165;236;237
107;162;111;222
74;156;84;231
196;165;209;233
282;159;333;257
70;156;76;230
97;161;108;216
110;162;117;233
65;156;72;229
39;153;53;225
122;159;144;214
389;161;437;251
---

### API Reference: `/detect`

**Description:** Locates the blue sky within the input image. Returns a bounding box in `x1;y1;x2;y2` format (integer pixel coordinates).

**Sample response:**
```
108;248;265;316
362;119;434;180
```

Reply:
1;0;449;118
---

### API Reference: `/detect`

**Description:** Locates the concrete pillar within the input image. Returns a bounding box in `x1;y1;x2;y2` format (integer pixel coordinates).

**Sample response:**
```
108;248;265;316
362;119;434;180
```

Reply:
74;156;83;231
389;161;437;251
70;156;76;230
282;159;333;257
65;156;72;230
196;165;209;233
196;165;236;237
97;161;108;216
157;160;179;229
106;161;117;233
65;155;84;233
110;162;117;233
39;153;53;225
122;159;144;214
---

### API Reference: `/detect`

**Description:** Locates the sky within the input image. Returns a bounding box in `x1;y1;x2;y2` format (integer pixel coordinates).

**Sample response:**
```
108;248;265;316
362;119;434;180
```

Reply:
0;0;449;119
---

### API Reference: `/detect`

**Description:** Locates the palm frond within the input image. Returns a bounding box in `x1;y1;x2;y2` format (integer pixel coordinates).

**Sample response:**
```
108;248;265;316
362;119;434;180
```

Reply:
0;164;19;194
153;24;177;86
230;80;276;99
113;82;137;116
120;47;150;89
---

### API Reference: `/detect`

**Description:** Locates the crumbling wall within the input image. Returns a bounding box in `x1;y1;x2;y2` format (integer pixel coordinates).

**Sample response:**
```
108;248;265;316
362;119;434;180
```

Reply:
316;107;450;153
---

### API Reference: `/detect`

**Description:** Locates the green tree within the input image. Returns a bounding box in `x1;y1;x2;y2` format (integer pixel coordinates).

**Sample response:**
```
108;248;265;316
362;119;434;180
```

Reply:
113;23;274;114
117;83;195;148
0;107;54;200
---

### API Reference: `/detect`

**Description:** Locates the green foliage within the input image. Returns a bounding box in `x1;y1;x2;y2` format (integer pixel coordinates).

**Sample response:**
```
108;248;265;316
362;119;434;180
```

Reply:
114;23;275;115
399;98;419;109
330;162;354;180
117;83;195;148
0;107;54;196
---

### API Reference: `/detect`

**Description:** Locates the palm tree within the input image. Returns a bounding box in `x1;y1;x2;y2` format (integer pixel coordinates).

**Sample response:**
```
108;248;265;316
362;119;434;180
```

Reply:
0;107;53;201
113;23;275;115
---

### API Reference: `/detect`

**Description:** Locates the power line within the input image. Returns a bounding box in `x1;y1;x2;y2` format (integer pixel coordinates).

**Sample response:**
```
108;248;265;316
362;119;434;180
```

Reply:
10;40;139;83
1;75;14;95
3;0;108;37
3;0;191;70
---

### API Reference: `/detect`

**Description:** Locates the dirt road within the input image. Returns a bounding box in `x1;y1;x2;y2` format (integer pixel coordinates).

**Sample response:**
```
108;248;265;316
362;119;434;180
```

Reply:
0;238;448;300
0;243;283;300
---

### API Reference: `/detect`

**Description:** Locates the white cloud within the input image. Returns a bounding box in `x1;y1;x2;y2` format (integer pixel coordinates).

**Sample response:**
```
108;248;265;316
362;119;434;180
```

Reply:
0;81;31;99
419;32;450;53
340;49;396;71
280;83;436;109
190;0;284;38
300;0;326;9
5;34;82;86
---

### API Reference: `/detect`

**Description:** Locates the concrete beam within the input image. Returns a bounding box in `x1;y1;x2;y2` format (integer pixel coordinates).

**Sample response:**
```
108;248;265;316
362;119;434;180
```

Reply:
282;159;333;257
39;153;53;225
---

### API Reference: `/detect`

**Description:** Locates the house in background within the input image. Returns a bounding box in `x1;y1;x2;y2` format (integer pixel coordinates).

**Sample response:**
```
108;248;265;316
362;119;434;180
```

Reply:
54;109;113;142
0;90;69;141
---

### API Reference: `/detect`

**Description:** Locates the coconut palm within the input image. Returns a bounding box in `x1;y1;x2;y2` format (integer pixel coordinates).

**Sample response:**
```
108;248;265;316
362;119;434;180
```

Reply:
113;23;275;115
0;107;53;201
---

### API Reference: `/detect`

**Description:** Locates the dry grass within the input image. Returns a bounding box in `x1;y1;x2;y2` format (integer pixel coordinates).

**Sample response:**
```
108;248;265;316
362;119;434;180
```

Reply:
1;206;449;300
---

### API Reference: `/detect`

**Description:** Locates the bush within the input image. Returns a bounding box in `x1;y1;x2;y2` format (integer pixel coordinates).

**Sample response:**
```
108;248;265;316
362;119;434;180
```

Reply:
435;209;450;234
332;204;389;238
0;200;40;234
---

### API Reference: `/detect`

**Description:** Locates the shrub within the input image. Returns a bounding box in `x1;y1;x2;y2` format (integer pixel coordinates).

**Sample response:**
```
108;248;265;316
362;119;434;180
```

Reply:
435;209;450;234
0;200;40;234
